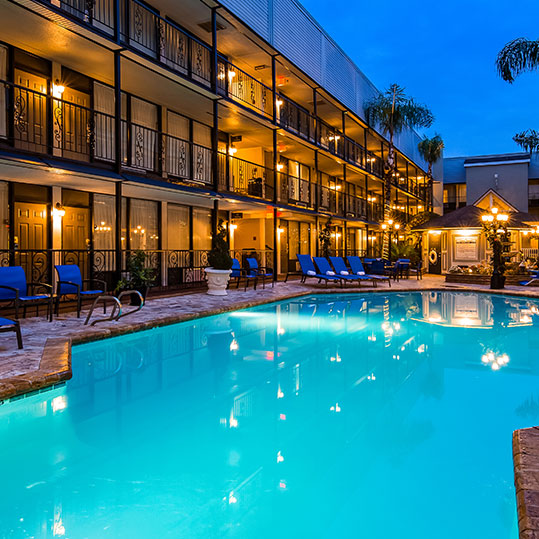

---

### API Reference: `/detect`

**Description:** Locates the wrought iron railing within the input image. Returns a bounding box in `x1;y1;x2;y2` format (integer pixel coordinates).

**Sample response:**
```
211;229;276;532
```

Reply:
217;57;273;118
276;94;315;142
281;174;313;207
0;248;275;294
57;0;115;35
120;0;212;85
318;185;338;214
224;155;274;201
344;194;367;219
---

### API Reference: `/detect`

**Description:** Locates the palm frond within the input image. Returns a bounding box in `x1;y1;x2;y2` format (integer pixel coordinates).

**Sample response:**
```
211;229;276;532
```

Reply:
496;38;539;83
417;134;444;166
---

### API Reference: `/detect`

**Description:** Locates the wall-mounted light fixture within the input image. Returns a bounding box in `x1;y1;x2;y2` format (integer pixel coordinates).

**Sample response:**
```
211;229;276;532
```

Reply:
52;202;65;218
52;79;65;98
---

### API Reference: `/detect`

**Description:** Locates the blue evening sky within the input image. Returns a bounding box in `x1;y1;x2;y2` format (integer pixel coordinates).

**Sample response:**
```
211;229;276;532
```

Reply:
300;0;539;158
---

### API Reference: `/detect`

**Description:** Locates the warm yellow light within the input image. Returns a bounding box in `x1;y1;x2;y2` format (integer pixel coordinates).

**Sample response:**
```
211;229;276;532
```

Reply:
456;229;478;236
491;207;498;214
277;227;285;235
52;80;65;98
394;223;400;230
381;224;387;230
228;146;237;156
276;163;284;171
498;214;509;222
481;215;489;222
388;219;394;225
228;70;236;81
230;224;238;231
52;203;65;218
276;99;283;107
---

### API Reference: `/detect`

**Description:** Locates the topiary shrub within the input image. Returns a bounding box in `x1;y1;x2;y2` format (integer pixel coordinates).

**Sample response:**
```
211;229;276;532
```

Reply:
207;220;233;270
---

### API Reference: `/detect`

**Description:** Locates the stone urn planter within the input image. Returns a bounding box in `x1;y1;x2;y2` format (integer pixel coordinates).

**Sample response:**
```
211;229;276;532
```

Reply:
205;268;232;296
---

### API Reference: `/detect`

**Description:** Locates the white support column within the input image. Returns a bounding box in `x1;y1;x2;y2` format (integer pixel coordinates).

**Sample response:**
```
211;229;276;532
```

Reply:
161;201;168;287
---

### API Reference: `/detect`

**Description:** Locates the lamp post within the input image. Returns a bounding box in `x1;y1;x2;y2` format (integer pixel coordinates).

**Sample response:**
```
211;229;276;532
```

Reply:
381;219;401;262
481;207;509;290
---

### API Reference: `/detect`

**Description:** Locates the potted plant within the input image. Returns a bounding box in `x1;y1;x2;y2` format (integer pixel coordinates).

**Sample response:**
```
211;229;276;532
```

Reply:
319;217;333;258
115;250;156;305
205;220;233;296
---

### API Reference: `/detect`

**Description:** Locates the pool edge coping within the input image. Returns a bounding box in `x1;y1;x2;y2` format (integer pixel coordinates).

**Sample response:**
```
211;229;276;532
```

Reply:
514;427;539;538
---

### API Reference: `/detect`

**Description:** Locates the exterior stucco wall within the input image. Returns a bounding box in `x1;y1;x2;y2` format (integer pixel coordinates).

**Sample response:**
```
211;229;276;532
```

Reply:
465;162;529;211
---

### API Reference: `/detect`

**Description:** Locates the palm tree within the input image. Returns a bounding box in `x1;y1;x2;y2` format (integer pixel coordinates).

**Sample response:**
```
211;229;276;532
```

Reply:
496;38;539;153
364;84;434;257
513;129;539;153
496;38;539;83
417;134;444;210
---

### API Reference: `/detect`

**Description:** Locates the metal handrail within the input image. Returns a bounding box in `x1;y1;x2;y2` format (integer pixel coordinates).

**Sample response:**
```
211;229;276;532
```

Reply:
84;290;143;326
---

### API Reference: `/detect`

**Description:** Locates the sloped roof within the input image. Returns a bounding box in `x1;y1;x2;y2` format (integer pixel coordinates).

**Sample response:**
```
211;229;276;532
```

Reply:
413;205;539;230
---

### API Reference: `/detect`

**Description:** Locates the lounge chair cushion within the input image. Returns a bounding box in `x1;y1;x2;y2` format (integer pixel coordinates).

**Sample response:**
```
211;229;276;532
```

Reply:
326;271;335;276
340;271;349;275
307;270;316;276
19;295;49;301
357;271;365;276
0;317;16;327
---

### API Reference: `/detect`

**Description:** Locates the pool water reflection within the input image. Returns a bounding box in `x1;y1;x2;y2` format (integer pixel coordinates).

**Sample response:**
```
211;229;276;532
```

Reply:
1;291;538;538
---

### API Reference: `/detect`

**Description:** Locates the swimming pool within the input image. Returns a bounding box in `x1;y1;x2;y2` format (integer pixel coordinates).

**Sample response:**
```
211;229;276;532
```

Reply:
1;291;537;538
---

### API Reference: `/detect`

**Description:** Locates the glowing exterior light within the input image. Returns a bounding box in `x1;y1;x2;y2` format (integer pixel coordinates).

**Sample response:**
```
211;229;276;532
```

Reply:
481;351;509;370
52;203;65;218
229;413;238;428
277;451;284;463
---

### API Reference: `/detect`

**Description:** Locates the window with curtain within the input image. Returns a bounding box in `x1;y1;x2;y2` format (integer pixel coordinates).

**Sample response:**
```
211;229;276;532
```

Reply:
130;198;159;250
93;82;115;162
167;204;190;250
192;207;211;250
0;45;6;139
93;194;115;250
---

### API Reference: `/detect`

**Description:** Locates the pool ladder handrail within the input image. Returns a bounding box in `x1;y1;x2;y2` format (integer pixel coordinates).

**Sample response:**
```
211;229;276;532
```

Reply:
84;291;145;326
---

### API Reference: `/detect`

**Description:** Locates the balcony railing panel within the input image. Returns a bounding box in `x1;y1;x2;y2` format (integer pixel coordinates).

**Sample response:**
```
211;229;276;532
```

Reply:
121;120;159;172
217;58;273;118
280;174;313;207
345;194;366;219
276;95;315;142
56;0;115;34
119;0;211;86
223;155;274;201
318;185;337;213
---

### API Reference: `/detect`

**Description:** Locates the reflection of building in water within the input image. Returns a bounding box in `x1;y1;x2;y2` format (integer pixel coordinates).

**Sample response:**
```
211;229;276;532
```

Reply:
416;291;536;329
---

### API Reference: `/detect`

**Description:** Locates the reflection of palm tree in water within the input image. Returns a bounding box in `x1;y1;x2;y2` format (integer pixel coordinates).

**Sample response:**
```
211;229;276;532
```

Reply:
516;394;539;420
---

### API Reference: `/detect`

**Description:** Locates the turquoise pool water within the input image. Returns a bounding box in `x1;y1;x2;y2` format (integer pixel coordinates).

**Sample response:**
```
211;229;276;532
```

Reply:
1;291;538;538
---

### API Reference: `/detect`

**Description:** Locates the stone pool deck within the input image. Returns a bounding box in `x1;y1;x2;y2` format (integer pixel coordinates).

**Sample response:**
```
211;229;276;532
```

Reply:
1;273;539;538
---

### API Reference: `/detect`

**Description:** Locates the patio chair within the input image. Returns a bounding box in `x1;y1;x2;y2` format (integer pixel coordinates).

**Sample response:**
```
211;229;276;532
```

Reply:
296;254;343;286
347;256;391;287
395;258;411;280
313;257;360;286
0;317;23;349
0;266;53;321
230;258;258;291
329;256;375;287
246;258;274;289
55;265;108;318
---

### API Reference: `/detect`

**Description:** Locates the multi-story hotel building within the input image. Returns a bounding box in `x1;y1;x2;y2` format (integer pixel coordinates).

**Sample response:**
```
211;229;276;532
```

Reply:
0;0;436;290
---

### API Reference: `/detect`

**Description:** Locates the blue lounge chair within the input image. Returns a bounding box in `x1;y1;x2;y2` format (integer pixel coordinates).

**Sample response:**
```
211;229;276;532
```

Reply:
313;257;361;286
55;265;107;318
296;254;342;286
329;256;376;287
347;256;391;286
230;258;258;291
246;258;274;289
0;317;23;349
0;266;53;321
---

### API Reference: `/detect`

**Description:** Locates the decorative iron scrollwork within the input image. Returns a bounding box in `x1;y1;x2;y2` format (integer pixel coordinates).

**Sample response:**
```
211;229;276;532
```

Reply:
86;116;95;151
135;129;144;166
134;3;143;40
53;105;63;144
13;94;27;134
